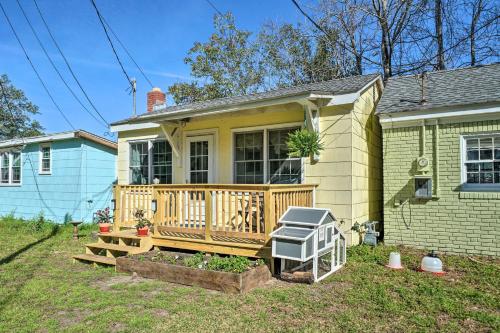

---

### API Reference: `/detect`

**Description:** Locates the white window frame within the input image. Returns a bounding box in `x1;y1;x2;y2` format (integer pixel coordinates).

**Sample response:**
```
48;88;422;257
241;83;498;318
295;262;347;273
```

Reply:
128;139;174;185
231;122;303;184
460;133;500;192
0;151;22;186
39;143;52;175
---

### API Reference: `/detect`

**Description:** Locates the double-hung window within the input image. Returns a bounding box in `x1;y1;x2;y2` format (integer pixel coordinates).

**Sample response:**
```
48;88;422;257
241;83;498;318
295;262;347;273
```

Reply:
462;134;500;190
40;144;51;174
129;140;172;185
234;127;302;184
0;151;21;185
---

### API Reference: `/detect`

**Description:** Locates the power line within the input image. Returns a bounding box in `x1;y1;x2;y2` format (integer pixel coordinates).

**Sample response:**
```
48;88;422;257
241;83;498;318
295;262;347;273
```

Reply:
32;0;109;127
15;0;108;129
99;15;154;89
0;0;75;130
89;0;134;89
205;0;223;16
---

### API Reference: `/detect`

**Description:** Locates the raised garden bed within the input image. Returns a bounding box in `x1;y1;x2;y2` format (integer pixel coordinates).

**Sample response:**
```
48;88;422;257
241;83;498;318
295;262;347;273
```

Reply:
116;251;271;294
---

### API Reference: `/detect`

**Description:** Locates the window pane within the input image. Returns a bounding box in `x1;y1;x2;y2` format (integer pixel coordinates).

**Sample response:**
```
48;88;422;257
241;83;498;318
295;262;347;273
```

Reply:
466;139;479;160
467;173;479;183
479;138;493;160
495;138;500;159
480;172;493;183
466;163;479;172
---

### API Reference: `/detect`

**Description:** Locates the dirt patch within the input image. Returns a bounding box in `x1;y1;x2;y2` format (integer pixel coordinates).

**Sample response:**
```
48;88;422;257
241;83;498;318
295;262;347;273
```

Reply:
109;322;127;333
96;273;152;291
55;309;92;328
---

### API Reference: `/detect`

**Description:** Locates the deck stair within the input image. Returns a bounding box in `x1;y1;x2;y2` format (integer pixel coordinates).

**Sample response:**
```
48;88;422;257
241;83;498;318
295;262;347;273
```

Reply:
73;229;153;266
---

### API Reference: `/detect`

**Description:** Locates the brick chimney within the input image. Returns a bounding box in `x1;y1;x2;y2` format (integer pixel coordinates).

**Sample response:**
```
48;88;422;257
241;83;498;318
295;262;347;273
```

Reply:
147;87;166;112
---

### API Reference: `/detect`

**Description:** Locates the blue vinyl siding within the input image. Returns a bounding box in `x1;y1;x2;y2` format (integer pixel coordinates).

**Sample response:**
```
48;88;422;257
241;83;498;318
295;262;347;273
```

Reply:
0;138;116;223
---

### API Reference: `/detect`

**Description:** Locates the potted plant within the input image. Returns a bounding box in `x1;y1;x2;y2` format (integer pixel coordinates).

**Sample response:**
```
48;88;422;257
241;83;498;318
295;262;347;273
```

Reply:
286;129;324;162
95;207;112;233
134;209;152;237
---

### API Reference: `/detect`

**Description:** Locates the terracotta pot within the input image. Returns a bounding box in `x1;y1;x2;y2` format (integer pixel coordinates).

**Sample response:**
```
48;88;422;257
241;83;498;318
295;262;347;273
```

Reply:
99;223;111;233
137;227;149;237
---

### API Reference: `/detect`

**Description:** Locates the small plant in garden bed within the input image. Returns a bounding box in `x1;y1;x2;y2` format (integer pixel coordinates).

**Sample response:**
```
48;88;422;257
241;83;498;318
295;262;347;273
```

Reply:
134;251;266;273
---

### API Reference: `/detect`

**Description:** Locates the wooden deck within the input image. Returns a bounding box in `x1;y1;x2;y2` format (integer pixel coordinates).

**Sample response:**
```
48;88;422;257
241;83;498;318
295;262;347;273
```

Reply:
74;184;316;267
115;184;316;258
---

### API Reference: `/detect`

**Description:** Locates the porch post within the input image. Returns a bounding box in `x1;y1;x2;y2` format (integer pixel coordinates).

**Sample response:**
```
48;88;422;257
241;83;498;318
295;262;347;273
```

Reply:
204;190;212;241
113;185;121;231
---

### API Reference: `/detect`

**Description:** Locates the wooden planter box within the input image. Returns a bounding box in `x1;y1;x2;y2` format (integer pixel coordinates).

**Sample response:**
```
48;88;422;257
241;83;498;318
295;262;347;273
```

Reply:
116;253;271;294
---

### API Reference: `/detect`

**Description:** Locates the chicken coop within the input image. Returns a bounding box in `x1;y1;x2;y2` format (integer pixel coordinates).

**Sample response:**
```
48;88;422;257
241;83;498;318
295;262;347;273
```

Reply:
270;207;346;282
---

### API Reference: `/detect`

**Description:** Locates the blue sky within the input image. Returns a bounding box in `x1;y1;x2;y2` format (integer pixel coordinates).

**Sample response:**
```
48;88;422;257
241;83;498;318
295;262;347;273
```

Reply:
1;0;304;137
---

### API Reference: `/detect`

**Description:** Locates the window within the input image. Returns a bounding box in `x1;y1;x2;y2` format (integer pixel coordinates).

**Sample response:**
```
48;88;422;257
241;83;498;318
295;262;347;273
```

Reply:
268;129;302;184
463;135;500;189
152;141;172;184
40;144;51;174
0;151;21;185
1;153;9;184
234;132;264;184
189;140;209;184
234;127;302;184
129;140;172;185
130;142;149;185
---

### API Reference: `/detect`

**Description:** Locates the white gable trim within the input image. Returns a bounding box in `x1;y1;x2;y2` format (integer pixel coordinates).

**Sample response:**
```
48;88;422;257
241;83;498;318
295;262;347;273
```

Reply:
379;105;500;129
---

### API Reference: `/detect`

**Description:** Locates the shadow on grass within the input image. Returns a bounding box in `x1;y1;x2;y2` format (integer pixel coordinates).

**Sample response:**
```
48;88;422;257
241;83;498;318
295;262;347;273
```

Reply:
0;225;59;266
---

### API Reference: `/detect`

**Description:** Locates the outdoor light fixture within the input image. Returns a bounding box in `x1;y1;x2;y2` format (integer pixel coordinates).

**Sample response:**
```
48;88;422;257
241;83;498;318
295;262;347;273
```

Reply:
111;199;116;211
151;199;157;213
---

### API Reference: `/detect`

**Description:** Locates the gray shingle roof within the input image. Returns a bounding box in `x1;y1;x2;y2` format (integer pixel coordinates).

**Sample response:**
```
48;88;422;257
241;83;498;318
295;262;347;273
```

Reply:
111;74;380;126
377;63;500;114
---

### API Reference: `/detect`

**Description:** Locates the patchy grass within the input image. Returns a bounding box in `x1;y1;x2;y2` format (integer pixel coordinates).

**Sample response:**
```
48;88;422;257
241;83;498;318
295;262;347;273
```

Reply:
0;217;498;333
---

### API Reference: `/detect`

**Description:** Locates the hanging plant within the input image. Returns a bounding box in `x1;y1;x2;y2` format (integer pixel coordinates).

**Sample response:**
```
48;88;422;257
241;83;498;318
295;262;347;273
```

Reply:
286;129;324;158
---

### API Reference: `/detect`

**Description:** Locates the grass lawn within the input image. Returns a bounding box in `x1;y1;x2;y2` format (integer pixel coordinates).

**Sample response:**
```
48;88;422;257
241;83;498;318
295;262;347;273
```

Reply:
0;217;498;333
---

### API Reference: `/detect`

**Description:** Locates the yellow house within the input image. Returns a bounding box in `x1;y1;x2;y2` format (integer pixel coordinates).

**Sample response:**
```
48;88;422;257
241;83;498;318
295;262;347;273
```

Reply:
109;74;383;251
75;74;383;268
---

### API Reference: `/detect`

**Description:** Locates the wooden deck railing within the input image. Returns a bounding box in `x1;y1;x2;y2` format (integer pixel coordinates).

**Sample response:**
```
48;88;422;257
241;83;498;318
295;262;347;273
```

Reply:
113;184;316;257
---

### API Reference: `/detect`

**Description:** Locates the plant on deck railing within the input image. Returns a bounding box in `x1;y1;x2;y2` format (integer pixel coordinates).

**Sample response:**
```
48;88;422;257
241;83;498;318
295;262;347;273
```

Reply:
286;129;324;159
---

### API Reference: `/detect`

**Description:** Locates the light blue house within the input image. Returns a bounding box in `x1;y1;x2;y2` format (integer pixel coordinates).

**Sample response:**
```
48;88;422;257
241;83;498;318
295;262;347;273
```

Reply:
0;130;117;223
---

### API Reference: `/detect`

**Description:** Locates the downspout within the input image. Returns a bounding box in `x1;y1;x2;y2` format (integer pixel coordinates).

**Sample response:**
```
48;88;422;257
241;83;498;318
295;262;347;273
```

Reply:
434;123;440;196
420;122;426;156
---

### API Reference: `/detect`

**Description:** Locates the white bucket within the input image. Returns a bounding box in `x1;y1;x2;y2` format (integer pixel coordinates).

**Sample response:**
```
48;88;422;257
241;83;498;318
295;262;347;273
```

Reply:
386;252;403;269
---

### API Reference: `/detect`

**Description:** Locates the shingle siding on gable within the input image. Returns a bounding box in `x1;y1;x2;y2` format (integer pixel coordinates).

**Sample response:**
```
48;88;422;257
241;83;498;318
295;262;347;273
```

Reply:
383;119;500;256
0;138;116;223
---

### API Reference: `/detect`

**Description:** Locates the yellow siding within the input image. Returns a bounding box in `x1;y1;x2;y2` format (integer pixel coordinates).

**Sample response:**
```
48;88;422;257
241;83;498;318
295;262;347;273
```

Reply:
116;83;382;246
351;84;383;243
117;103;304;185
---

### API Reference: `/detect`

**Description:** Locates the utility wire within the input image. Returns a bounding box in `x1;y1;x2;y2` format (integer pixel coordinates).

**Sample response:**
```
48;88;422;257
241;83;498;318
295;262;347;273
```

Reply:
204;0;223;16
32;0;109;127
90;0;134;89
15;0;108;129
99;15;154;89
0;0;75;130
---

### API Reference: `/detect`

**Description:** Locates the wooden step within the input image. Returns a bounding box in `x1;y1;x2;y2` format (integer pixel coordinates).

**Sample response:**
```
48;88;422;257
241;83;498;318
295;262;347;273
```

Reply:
73;254;116;266
86;242;143;254
99;231;145;240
